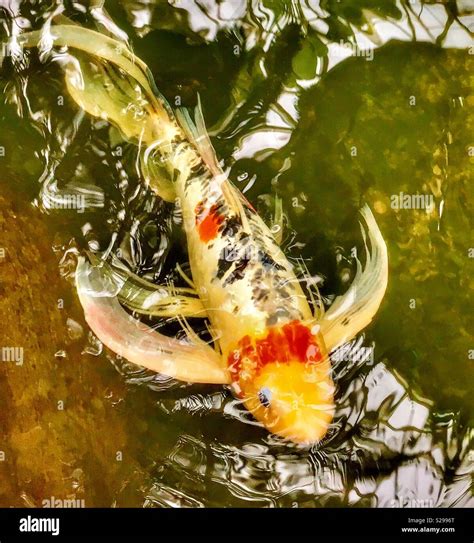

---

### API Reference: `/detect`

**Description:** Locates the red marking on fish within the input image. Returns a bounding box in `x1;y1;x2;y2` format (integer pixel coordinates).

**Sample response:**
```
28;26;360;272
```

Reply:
228;321;322;382
195;202;225;243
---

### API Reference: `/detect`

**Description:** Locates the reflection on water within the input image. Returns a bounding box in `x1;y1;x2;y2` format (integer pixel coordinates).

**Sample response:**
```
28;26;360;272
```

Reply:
0;1;472;507
126;0;472;161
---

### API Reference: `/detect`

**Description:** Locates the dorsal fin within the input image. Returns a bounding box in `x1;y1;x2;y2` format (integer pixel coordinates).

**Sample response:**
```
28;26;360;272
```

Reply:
176;96;252;231
176;95;222;176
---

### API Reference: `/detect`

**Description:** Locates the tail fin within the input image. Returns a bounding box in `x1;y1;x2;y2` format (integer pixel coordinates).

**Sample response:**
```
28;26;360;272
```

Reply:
320;205;388;353
16;25;177;145
16;24;184;200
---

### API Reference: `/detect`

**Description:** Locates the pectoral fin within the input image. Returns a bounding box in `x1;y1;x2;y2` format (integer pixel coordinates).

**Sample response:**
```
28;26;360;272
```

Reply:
86;253;206;318
320;205;388;353
76;257;230;384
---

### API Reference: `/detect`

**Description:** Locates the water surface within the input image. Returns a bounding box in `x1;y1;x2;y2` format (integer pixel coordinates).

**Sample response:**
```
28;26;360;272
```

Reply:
0;0;472;507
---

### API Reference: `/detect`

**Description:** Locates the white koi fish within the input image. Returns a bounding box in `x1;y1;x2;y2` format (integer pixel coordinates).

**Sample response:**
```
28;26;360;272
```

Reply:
16;24;388;444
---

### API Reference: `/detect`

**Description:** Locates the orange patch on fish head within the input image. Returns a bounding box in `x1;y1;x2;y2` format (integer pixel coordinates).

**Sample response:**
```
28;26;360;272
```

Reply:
227;321;335;444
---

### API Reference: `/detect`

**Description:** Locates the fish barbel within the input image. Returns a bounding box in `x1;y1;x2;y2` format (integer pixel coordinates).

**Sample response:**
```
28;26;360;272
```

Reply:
14;23;388;444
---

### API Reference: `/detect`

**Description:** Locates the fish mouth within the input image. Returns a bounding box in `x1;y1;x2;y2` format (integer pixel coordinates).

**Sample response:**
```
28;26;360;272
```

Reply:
267;400;335;445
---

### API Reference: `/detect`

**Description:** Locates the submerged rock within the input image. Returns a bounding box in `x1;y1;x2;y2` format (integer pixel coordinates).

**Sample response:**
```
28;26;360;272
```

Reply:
0;183;143;506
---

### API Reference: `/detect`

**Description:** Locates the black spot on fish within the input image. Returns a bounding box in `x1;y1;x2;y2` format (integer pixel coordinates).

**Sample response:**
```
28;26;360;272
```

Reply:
223;258;250;286
220;215;242;238
257;250;285;271
253;286;269;302
266;307;293;326
216;250;234;279
277;287;291;299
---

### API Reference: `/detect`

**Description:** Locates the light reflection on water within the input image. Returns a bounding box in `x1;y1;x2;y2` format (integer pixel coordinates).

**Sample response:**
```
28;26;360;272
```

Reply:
0;0;472;507
136;358;472;507
111;330;472;506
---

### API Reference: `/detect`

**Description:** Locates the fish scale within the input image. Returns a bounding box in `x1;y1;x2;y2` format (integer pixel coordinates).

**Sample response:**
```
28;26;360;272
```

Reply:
174;148;312;357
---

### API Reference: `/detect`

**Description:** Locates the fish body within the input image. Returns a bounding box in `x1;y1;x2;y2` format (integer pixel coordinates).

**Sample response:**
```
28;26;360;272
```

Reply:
177;149;312;349
15;24;387;444
169;137;335;442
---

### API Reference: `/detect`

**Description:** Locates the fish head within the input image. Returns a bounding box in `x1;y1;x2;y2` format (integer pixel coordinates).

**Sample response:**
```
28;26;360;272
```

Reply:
228;321;335;445
250;360;335;444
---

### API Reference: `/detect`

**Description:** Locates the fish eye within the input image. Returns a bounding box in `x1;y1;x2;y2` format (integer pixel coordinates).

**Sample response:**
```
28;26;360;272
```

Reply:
258;387;272;408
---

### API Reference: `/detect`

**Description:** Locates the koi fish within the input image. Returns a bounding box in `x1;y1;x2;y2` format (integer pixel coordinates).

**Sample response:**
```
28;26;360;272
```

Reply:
15;23;388;444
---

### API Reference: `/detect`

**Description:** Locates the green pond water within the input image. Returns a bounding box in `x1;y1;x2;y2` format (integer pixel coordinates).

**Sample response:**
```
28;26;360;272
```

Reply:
0;1;472;507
